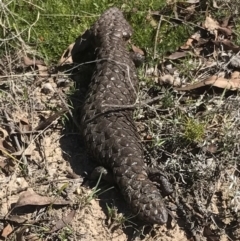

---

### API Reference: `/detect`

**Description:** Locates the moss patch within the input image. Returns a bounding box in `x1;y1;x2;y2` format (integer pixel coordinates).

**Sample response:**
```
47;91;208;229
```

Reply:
2;0;193;63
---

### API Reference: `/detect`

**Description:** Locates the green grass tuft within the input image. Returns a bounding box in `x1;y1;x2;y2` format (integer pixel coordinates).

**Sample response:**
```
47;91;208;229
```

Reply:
184;117;205;142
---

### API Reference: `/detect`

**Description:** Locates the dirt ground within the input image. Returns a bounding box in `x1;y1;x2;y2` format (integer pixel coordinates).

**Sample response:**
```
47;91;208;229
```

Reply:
0;50;239;240
0;67;188;241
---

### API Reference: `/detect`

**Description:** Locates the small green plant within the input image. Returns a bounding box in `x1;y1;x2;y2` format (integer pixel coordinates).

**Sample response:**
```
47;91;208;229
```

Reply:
106;203;136;228
172;56;198;81
77;171;114;206
83;175;103;204
106;203;118;221
58;227;73;241
162;90;174;108
184;118;205;142
154;137;165;147
23;87;29;101
234;20;240;46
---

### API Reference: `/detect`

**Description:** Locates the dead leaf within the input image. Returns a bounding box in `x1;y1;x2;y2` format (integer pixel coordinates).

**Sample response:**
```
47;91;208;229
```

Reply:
204;16;219;34
25;233;43;241
131;45;145;56
186;0;199;2
13;190;71;210
11;148;32;157
23;56;45;67
130;44;145;67
159;74;181;87
66;167;81;179
175;75;240;91
203;16;232;37
167;51;188;60
221;16;231;28
59;42;74;65
37;65;48;76
218;26;232;36
50;210;76;233
19;118;32;133
0;215;27;224
181;32;201;50
1;224;13;238
181;39;194;50
20;117;29;125
212;40;240;53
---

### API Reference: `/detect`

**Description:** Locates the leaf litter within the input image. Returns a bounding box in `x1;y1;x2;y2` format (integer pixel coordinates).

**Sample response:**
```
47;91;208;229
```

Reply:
0;1;240;241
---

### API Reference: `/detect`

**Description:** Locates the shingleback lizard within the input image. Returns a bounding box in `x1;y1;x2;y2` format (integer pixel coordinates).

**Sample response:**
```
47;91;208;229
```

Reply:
80;7;169;224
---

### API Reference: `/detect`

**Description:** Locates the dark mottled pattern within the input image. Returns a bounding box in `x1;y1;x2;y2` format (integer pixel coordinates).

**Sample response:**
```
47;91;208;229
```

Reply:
80;7;168;224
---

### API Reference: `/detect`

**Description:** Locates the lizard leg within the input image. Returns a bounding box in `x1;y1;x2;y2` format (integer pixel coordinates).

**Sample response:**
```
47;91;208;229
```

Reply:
147;167;173;196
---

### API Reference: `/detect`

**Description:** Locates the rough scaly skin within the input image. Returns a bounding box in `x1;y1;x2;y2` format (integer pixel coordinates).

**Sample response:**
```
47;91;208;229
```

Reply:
80;7;168;224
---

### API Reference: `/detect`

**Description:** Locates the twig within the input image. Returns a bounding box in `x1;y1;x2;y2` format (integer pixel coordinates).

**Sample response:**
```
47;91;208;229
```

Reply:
153;15;163;59
103;95;164;108
150;11;206;31
34;109;67;131
86;95;164;124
